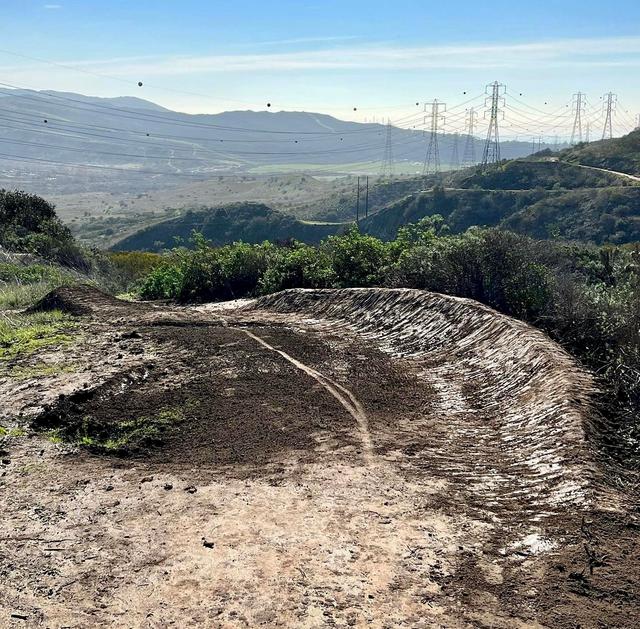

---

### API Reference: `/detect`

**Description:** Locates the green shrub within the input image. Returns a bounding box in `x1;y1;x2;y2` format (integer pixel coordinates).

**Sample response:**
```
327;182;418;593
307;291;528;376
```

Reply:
259;243;335;293
0;190;91;271
139;261;184;300
322;225;390;288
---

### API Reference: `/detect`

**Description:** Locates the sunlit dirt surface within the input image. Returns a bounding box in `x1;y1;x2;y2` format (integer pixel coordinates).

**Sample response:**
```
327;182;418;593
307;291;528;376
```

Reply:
1;287;638;628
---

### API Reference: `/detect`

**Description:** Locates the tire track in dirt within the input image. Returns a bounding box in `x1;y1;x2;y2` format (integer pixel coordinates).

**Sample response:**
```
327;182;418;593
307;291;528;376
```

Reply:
240;328;375;466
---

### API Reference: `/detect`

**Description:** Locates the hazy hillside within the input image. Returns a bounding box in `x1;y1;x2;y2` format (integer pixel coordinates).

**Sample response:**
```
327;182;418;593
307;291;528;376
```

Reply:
0;88;555;197
559;129;640;175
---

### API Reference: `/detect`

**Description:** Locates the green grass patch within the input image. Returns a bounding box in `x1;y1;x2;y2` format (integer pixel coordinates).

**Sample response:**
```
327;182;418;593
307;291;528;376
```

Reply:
0;282;59;310
0;426;26;438
0;263;74;309
2;362;78;379
0;310;78;360
52;407;186;453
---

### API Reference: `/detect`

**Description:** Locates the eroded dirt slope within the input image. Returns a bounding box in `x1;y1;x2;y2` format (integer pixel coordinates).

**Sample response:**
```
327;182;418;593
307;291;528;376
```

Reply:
0;286;638;628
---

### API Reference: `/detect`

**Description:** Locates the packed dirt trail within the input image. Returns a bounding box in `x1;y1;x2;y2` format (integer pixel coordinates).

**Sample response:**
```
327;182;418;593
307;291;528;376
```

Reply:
0;286;638;628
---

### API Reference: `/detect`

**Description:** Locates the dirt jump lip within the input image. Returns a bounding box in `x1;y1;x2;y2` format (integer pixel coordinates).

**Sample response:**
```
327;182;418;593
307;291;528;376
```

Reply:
28;285;601;513
3;285;636;627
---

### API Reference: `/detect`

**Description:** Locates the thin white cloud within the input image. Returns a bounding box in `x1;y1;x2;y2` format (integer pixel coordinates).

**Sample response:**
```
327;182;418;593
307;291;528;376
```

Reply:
73;36;640;76
2;35;640;82
248;36;361;48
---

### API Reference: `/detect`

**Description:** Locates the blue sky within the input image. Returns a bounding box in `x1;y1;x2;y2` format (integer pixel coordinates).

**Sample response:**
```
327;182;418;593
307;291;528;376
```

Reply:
1;0;640;131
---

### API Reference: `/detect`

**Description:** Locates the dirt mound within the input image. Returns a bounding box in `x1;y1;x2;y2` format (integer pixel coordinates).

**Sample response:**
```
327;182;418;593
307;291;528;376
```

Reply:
29;284;123;316
252;288;601;509
2;286;637;627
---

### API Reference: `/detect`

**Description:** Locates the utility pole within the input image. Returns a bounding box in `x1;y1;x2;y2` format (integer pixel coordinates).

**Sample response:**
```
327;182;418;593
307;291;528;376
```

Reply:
365;176;369;218
355;176;360;225
481;81;505;168
380;119;395;178
422;99;446;176
602;92;617;140
570;92;585;145
450;133;460;170
462;107;478;166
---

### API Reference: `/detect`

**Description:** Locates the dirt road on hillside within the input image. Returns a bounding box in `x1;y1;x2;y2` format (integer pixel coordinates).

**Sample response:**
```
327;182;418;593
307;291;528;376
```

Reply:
0;286;638;628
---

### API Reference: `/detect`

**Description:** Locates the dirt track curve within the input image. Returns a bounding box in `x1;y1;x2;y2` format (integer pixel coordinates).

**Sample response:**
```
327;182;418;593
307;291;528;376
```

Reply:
0;286;638;628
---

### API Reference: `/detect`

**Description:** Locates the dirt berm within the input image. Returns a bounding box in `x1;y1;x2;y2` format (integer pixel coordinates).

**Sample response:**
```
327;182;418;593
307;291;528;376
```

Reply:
0;285;637;628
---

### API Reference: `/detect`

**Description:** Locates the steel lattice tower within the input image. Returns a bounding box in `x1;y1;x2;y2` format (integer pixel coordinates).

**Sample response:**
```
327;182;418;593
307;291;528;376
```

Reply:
422;99;446;175
602;92;617;140
380;119;395;178
450;133;460;170
481;81;505;168
635;114;640;130
462;107;478;166
570;92;585;145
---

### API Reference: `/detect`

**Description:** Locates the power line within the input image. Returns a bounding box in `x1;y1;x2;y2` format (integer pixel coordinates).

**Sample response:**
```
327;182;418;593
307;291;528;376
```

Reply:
570;92;585;145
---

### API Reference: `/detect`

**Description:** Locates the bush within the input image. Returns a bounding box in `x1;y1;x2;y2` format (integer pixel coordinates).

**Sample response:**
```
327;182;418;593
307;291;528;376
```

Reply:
139;261;184;300
259;243;334;293
108;251;164;288
322;225;390;288
0;190;90;271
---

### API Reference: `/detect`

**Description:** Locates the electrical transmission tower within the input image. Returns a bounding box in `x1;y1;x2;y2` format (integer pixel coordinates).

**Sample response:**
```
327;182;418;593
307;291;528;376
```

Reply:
422;99;446;175
602;92;617;140
635;114;640;130
462;107;478;166
570;92;585;145
450;133;460;170
380;119;395;178
481;81;505;168
585;121;590;143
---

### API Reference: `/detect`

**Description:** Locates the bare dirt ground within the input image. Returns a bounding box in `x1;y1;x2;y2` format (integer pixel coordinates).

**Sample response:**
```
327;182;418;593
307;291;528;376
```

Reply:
0;286;638;628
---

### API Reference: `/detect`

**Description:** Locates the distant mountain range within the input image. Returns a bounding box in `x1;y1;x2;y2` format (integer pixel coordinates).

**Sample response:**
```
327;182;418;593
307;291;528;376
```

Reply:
0;88;560;194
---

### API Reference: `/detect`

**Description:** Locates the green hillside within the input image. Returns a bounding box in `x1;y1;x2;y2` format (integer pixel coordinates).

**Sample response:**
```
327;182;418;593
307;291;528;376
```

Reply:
448;158;627;189
360;186;640;245
112;202;346;252
559;129;640;175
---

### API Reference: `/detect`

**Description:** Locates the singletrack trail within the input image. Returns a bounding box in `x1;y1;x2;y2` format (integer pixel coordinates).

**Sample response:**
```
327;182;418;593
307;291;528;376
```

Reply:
240;328;375;466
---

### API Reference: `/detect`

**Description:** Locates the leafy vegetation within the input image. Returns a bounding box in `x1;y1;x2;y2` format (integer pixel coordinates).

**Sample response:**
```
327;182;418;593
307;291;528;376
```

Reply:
0;261;76;309
360;185;640;245
0;190;90;270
